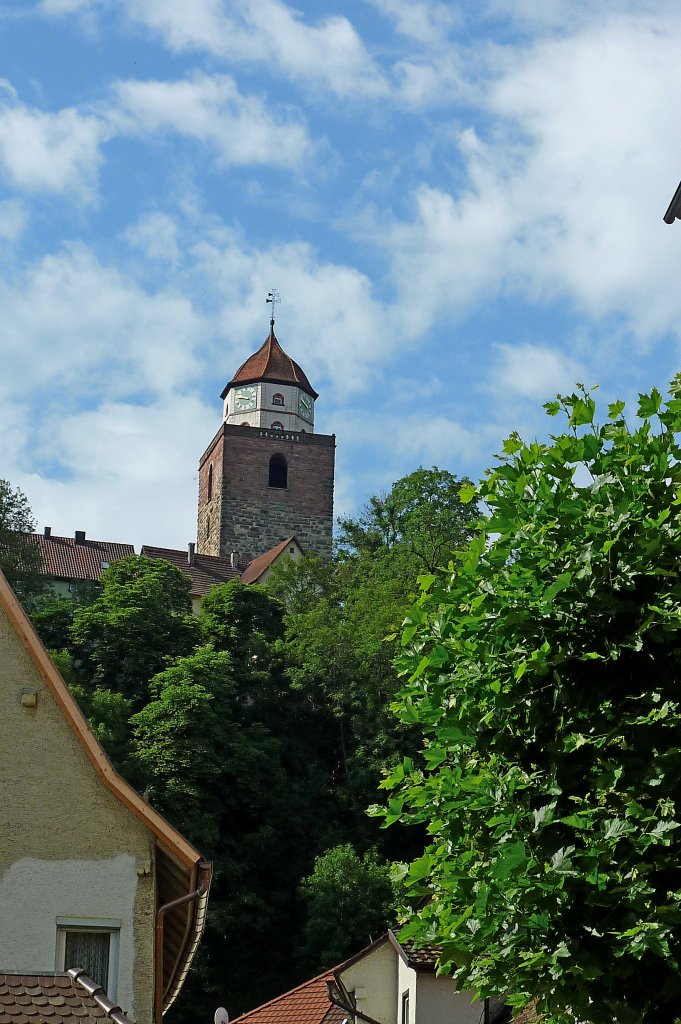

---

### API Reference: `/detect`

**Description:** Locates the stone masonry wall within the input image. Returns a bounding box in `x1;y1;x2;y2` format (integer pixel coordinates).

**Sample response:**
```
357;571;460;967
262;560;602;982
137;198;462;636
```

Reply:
197;424;335;564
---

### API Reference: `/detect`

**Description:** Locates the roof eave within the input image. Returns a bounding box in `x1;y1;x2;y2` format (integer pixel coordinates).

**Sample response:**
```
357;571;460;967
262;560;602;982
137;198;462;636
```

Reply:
220;376;318;401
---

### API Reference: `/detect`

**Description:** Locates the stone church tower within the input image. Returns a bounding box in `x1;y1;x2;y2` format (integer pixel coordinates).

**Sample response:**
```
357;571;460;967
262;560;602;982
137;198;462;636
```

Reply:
197;319;335;565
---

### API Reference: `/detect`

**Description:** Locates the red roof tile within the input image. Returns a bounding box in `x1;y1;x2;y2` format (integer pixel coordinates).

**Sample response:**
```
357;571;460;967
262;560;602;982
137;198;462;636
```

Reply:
240;537;301;585
20;533;134;582
141;546;240;596
230;970;341;1024
0;973;133;1024
221;331;318;400
399;940;440;969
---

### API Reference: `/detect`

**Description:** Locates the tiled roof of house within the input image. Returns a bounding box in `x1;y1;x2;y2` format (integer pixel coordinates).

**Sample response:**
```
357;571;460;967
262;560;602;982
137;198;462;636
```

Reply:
240;537;299;585
0;971;134;1024
21;532;134;582
230;969;344;1024
141;546;240;596
511;1001;536;1024
221;331;318;400
400;940;440;969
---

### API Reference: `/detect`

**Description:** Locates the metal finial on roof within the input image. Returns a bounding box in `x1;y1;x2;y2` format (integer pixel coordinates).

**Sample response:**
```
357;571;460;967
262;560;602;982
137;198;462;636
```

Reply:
266;288;280;329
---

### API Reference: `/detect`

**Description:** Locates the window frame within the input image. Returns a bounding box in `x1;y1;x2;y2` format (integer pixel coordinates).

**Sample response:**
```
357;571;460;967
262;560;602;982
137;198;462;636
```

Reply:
272;393;285;407
55;918;121;998
401;990;410;1024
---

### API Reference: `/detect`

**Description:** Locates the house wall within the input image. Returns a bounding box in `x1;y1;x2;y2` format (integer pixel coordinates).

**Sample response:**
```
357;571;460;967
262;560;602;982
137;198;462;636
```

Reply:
256;540;304;585
340;942;397;1024
397;956;418;1024
415;973;485;1024
0;604;156;1024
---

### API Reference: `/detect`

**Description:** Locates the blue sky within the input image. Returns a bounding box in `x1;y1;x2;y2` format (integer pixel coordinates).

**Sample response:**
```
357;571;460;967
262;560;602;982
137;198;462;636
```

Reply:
2;0;681;548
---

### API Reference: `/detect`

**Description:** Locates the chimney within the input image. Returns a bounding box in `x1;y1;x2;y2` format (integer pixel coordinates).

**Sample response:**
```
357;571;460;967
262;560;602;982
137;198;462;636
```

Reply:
43;526;51;538
188;542;195;565
74;530;86;545
230;550;238;568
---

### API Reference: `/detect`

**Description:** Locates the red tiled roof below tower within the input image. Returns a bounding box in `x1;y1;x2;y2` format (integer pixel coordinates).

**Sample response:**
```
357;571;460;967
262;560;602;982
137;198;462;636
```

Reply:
230;970;345;1024
20;532;135;582
221;331;318;400
141;546;240;596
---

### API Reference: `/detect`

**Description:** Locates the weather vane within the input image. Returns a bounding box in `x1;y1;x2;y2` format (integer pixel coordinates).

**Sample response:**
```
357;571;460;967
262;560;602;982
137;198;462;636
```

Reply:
266;288;281;328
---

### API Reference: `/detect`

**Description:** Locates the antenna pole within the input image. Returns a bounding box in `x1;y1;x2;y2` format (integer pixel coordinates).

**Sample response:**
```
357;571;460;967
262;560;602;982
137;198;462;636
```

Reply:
266;288;281;330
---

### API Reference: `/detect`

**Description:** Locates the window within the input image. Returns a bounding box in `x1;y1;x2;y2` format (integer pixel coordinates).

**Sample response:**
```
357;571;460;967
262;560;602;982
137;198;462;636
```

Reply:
56;919;120;997
206;515;211;538
272;393;285;406
269;453;288;488
207;463;213;501
271;421;284;430
401;992;410;1024
240;422;250;427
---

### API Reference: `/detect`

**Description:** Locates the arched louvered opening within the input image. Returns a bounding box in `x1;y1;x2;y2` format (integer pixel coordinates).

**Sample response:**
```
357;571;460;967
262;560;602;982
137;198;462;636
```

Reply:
269;453;288;489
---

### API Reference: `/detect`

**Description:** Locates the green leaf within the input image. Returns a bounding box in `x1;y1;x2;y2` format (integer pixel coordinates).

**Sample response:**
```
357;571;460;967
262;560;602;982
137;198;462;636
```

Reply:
492;841;527;880
637;388;663;418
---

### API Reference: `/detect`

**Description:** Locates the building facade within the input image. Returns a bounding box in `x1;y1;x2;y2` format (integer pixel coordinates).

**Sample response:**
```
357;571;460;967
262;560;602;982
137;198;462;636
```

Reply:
0;571;211;1024
197;325;335;565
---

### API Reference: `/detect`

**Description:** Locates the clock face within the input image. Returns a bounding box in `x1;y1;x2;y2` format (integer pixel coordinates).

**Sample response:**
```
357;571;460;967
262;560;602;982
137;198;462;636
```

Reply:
298;393;313;422
234;385;257;411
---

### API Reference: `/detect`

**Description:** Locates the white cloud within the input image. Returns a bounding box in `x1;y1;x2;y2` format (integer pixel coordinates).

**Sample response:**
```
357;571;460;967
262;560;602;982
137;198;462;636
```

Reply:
112;73;315;170
16;396;216;548
45;0;389;99
491;343;586;400
123;211;181;264
381;14;681;349
0;243;204;401
0;89;109;200
369;0;459;45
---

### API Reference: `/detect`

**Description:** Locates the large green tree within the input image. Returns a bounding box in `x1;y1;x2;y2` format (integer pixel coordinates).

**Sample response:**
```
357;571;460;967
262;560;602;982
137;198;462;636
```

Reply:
0;479;43;600
377;383;681;1024
298;844;395;973
70;556;198;704
338;466;479;573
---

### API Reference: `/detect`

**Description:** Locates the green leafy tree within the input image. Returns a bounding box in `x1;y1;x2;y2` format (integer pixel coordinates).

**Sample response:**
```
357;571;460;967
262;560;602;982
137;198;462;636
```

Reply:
0;479;43;601
70;556;198;704
377;383;681;1024
338;466;479;573
132;644;291;1018
31;596;79;651
299;844;395;972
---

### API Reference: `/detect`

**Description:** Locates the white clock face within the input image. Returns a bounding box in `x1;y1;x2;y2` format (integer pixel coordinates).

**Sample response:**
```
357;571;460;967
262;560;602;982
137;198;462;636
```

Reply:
234;385;257;411
298;393;313;422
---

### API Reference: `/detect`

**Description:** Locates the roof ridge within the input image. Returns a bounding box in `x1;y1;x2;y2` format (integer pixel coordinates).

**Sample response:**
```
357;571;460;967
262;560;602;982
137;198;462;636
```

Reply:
68;969;135;1024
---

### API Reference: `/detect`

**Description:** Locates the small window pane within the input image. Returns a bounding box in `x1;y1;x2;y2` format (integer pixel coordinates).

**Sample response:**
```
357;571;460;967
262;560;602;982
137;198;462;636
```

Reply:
64;932;109;989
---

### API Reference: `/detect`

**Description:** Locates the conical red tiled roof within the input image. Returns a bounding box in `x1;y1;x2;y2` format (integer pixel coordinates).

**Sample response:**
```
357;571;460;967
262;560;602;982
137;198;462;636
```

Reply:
221;330;318;400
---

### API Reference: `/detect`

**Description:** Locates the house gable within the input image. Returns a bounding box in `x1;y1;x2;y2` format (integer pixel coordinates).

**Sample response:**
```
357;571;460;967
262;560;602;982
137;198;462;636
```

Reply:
0;571;210;1023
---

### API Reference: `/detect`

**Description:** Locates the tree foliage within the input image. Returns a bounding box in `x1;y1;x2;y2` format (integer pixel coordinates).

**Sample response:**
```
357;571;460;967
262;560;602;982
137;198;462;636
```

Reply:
70;556;198;703
0;479;43;600
338;466;479;573
299;844;395;973
376;383;681;1024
